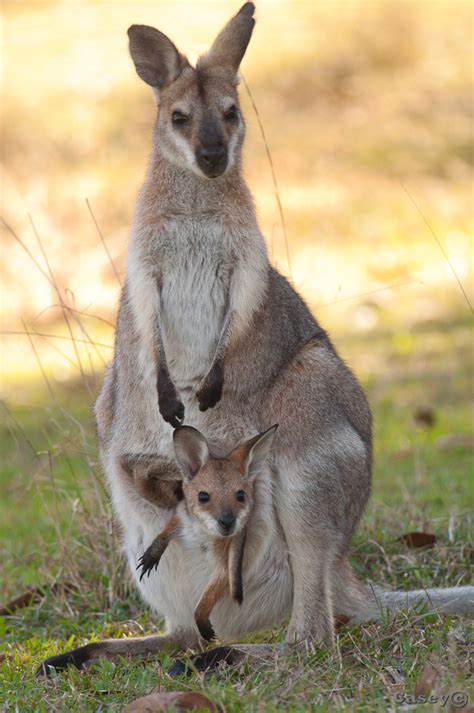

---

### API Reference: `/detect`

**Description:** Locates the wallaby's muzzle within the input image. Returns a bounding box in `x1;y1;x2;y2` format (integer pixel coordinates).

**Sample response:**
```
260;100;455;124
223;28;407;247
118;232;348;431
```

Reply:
196;144;228;178
217;508;236;535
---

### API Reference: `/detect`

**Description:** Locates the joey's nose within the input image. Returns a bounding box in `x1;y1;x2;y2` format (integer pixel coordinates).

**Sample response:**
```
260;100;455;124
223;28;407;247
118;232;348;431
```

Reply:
218;509;236;535
197;145;227;178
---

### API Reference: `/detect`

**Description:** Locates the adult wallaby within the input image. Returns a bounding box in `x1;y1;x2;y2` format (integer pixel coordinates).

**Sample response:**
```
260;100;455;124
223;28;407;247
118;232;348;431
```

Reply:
38;1;473;675
137;425;277;642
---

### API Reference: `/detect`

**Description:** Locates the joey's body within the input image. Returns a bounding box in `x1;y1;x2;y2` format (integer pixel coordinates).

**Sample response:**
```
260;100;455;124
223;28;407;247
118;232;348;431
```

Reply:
38;2;472;677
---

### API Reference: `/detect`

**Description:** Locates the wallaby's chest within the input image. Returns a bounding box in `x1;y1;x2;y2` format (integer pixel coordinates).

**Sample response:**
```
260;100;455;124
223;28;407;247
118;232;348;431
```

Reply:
157;220;234;386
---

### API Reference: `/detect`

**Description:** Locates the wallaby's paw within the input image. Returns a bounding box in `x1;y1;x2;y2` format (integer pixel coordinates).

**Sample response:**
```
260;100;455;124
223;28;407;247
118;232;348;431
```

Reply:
284;619;334;648
137;547;160;582
196;363;223;412
195;616;217;642
158;388;185;428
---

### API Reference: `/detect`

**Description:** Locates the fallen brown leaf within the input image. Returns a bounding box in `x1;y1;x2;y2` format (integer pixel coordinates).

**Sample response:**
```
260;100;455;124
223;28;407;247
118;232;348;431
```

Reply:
413;407;436;429
397;532;437;549
122;690;222;712
334;614;352;631
0;582;76;615
414;661;440;697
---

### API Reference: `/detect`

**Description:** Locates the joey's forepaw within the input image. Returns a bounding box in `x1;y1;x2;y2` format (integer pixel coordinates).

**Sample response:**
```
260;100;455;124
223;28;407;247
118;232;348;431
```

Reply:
137;548;160;582
196;365;223;412
158;389;185;428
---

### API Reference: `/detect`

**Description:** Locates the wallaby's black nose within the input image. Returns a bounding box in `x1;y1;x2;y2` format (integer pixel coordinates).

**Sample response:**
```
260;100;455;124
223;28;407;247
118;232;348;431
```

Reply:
218;509;236;534
197;145;227;177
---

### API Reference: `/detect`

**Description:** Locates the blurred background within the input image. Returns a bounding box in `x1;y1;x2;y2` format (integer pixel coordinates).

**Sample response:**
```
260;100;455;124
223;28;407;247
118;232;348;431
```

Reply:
1;0;472;596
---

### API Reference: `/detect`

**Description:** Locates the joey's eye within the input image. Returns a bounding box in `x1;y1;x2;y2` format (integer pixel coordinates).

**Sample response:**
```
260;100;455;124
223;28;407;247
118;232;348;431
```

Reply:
172;111;189;126
198;491;210;503
223;105;238;121
236;490;245;503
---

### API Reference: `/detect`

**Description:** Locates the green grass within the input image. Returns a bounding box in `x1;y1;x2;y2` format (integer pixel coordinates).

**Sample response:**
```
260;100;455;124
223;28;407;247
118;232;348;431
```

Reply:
1;312;472;711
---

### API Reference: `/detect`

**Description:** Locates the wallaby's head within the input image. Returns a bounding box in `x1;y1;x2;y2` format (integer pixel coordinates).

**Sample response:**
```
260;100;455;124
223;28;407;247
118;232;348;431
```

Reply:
127;3;255;179
173;424;277;538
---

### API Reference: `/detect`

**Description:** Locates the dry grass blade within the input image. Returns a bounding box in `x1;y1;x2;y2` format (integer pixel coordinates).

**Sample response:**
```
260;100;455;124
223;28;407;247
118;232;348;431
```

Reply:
242;75;292;278
2;330;113;349
33;303;115;328
28;214;100;389
1;217;55;289
401;183;473;313
20;318;55;399
315;278;424;308
86;198;122;286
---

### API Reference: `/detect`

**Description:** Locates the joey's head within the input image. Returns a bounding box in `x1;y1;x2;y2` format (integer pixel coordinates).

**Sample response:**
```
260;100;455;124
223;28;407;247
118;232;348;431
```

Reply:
128;3;255;179
173;424;277;538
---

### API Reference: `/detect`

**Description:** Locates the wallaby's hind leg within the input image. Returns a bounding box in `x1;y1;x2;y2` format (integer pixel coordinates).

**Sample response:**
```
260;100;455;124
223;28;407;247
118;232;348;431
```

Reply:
275;467;340;646
280;511;336;645
194;574;228;642
36;629;199;677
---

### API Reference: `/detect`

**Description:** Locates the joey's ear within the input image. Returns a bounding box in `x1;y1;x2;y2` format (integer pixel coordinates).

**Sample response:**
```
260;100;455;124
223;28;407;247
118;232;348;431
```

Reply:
230;424;278;481
198;2;255;74
128;25;190;90
173;426;210;480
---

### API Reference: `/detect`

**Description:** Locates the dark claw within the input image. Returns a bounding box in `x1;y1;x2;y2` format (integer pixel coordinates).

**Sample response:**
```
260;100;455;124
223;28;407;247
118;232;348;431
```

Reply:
196;617;216;642
137;549;160;582
159;397;185;429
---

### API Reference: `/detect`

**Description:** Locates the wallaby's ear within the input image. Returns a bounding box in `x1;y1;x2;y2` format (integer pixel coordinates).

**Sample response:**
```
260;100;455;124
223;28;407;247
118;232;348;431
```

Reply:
173;426;210;480
230;424;278;481
128;25;189;90
199;2;255;74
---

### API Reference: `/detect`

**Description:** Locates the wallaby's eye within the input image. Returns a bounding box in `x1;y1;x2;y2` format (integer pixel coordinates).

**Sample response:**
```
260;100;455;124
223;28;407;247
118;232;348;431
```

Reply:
223;105;238;122
236;490;245;503
172;111;189;126
198;491;210;503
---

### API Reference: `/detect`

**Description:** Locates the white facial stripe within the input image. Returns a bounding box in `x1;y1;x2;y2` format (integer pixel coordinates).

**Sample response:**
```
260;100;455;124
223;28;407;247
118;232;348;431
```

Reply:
165;131;202;177
226;128;241;172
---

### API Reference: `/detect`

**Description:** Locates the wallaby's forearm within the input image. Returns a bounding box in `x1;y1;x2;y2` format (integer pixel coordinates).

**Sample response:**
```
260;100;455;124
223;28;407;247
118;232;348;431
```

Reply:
155;316;185;427
196;272;234;411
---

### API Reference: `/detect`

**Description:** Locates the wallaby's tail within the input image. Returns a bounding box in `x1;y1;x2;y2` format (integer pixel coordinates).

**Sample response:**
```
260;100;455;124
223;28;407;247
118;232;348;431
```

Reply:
333;559;474;621
356;585;474;621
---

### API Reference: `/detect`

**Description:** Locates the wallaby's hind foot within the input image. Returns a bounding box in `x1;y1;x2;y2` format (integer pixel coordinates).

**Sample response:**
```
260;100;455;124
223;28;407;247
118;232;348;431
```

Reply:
168;643;276;677
36;630;198;677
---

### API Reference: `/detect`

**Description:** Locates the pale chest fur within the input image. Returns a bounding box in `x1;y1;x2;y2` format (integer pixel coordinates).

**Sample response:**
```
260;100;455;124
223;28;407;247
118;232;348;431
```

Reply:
158;218;233;387
127;213;268;390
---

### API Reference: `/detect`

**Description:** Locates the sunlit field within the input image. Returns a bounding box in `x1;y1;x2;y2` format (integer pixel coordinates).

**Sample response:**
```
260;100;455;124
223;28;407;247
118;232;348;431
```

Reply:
1;1;473;710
